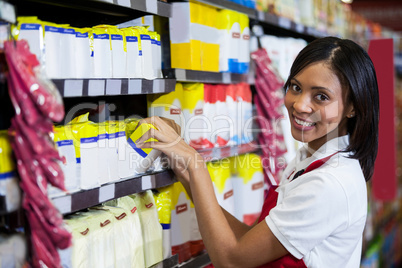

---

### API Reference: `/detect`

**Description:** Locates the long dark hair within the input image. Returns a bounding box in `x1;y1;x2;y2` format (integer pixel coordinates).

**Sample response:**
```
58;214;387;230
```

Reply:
284;36;379;181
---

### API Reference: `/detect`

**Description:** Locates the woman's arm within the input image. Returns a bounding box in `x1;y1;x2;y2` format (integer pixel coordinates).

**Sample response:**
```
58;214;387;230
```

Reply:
136;116;289;267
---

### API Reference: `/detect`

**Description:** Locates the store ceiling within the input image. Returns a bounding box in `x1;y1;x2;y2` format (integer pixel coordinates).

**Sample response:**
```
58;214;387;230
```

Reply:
351;0;402;32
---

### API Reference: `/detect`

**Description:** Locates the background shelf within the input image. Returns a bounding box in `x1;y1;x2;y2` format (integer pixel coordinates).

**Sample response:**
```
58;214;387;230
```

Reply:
53;78;176;97
166;69;249;84
51;169;176;215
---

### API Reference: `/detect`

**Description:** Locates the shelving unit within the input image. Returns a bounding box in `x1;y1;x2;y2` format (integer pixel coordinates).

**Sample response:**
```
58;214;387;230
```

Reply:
53;78;176;97
166;69;249;84
51;169;176;215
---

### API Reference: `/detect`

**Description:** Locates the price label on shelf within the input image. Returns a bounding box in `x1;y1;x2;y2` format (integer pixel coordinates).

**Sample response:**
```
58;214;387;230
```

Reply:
99;184;115;203
278;17;291;30
52;195;72;214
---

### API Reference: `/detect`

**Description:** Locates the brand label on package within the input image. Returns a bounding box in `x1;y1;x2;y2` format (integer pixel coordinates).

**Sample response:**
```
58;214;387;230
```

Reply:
126;36;138;42
56;140;74;147
111;34;123;41
176;204;188;214
93;33;109;39
20;23;41;30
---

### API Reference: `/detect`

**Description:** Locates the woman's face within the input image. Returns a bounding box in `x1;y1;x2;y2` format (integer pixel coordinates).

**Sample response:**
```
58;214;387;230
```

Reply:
284;61;354;153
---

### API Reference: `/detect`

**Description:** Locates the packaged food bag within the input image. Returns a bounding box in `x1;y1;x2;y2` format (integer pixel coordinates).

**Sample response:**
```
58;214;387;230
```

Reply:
116;120;131;179
0;131;20;213
109;26;126;78
84;209;115;268
121;27;142;78
237;83;253;144
14;17;44;64
53;125;78;194
63;214;92;268
70;121;100;189
202;83;216;146
226;84;239;145
218;10;240;73
231;154;264;225
189;199;204;258
59;25;76;78
43;21;62;78
238;13;250;74
169;2;202;70
105;196;145;268
170;182;192;263
147;82;184;127
92;25;113;78
102;206;134;268
74;28;92;78
136;26;154;79
105;121;119;183
97;123;110;185
154;186;173;259
182;83;212;149
131;190;163;267
199;3;219;72
214;84;230;147
127;122;162;174
207;160;235;215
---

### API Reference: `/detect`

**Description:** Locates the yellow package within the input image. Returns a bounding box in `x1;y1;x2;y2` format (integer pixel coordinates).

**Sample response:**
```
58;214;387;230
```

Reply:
154;185;173;258
126;123;162;174
147;82;184;127
0;131;15;174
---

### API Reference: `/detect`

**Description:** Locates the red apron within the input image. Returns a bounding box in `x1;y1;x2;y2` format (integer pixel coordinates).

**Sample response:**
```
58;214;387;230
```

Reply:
257;152;338;267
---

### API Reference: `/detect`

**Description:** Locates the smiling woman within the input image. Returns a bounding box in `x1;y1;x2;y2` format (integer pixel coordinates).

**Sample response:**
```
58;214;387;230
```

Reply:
136;36;380;267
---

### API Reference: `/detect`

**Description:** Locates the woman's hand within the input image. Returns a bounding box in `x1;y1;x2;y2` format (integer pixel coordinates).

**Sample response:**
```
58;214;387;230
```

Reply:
135;116;203;182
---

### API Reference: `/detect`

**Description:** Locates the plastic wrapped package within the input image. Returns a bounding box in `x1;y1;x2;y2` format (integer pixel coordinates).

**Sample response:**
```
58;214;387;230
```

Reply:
147;82;184;128
170;182;192;263
83;209;115;268
214;85;230;147
102;206;134;268
127;122;162;174
182;83;212;149
105;196;145;267
207;160;235;215
154;186;173;259
105;121;119;183
0;233;27;268
131;190;163;267
0;131;21;213
92;25;113;78
63;215;92;268
53;125;79;194
231;154;265;225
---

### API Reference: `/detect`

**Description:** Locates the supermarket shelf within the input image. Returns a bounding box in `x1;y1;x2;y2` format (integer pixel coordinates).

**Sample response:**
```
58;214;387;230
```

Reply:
51;169;176;215
198;141;259;162
168;69;248;84
177;252;211;268
53;78;176;97
9;0;172;27
189;0;256;18
0;1;16;23
152;254;179;268
112;0;172;17
256;11;327;37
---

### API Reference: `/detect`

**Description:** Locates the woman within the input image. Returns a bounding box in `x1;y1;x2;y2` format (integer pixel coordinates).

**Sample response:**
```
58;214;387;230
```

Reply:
136;37;379;267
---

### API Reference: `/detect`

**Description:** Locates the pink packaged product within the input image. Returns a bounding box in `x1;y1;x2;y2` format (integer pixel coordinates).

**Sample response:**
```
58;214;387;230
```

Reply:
251;48;287;186
5;40;71;268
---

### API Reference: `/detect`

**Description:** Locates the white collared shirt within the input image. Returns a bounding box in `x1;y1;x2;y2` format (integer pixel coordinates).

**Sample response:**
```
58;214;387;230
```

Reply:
265;135;367;267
